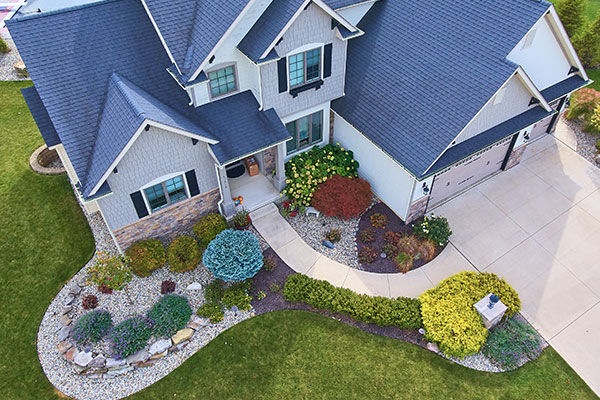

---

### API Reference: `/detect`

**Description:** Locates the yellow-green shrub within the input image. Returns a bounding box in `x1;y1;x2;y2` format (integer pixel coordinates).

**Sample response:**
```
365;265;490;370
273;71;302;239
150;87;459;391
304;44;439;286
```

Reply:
419;271;520;358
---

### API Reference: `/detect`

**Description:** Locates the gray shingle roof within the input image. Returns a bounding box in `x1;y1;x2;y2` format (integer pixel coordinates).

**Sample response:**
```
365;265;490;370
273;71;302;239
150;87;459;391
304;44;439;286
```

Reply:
540;75;589;102
325;0;371;9
332;0;552;177
21;85;61;147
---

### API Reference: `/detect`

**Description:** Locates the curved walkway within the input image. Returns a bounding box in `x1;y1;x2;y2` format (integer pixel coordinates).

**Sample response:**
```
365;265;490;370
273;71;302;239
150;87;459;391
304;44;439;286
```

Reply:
250;204;476;299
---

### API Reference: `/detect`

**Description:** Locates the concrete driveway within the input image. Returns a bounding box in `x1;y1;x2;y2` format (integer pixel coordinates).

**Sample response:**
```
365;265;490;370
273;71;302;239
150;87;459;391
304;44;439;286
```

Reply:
434;128;600;395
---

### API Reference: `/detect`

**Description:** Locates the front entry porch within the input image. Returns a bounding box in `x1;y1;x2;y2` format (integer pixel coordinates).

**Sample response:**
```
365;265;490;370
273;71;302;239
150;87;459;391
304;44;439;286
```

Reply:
217;142;287;218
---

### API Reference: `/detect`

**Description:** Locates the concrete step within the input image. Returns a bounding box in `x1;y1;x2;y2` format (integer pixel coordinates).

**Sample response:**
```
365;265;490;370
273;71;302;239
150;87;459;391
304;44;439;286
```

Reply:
249;202;279;221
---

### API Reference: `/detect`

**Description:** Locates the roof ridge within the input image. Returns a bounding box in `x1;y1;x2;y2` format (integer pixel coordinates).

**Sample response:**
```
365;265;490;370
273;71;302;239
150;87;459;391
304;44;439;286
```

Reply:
7;0;123;23
110;73;149;120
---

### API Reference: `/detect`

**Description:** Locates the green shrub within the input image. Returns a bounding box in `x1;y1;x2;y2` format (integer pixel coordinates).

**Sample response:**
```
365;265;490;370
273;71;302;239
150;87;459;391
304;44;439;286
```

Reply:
203;230;263;282
0;38;9;54
197;302;224;323
282;143;359;206
419;271;521;358
71;310;113;344
283;274;422;329
204;279;224;302
125;239;166;277
566;88;600;122
222;283;253;311
146;294;193;337
193;213;229;248
413;215;452;247
167;236;201;273
482;317;542;370
109;315;154;359
87;251;132;290
394;252;413;274
325;228;342;243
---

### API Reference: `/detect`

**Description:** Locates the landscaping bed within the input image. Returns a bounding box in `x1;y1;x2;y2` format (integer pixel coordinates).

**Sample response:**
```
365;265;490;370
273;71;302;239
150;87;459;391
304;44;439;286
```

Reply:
562;116;600;166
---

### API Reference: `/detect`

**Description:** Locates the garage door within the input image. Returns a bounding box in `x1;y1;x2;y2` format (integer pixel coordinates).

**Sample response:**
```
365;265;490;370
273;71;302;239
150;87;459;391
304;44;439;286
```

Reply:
529;97;565;140
428;136;513;207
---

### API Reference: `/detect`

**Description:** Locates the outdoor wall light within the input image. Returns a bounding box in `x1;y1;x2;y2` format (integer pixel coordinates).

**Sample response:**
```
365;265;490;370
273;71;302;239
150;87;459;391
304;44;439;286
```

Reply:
422;182;430;195
523;131;530;142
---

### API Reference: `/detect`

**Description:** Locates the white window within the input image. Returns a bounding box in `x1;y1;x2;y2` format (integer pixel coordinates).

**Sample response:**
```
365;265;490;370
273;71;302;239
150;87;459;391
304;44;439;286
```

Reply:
208;65;238;98
285;110;323;154
289;47;321;88
522;29;537;50
144;175;188;212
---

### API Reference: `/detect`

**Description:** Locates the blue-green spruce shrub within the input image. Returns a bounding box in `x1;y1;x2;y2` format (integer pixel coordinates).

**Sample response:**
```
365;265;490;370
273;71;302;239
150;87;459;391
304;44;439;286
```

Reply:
202;229;263;282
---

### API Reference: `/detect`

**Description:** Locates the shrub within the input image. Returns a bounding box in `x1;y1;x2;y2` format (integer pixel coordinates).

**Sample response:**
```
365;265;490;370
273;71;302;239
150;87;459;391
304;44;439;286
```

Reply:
413;215;452;247
556;0;587;39
125;239;166;277
270;283;281;293
370;213;387;228
263;254;276;272
384;231;400;244
358;246;379;264
203;229;263;282
110;315;154;359
325;228;342;243
418;240;436;263
222;283;252;311
591;103;600;131
147;294;193;337
167;236;201;273
394;252;413;274
0;38;9;54
87;252;132;291
193;213;229;248
283;274;422;329
397;235;420;256
482;317;542;370
358;228;375;244
419;271;521;358
81;295;98;310
197;302;224;323
282;143;359;206
566;88;600;121
256;290;266;300
383;243;399;258
312;175;372;219
71;310;113;344
161;280;176;294
204;279;224;302
98;283;113;294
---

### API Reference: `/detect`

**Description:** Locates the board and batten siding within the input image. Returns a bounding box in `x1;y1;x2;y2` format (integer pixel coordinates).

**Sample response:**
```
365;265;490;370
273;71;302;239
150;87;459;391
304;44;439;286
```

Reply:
333;112;416;220
97;126;218;231
260;2;347;118
454;74;535;145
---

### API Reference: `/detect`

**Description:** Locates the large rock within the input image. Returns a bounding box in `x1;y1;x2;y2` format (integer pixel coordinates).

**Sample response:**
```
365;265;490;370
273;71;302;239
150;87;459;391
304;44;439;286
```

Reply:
60;315;72;327
188;317;209;330
64;295;75;306
105;358;127;369
89;354;106;368
186;282;202;291
171;328;193;345
126;349;148;365
426;342;439;354
64;347;77;362
107;366;134;377
57;326;71;342
149;339;171;356
61;306;72;315
69;285;82;295
57;341;72;355
149;350;168;360
74;351;93;367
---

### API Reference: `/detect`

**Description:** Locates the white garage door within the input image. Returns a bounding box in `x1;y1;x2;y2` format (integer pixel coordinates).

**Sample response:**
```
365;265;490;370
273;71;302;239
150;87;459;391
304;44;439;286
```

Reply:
429;137;513;207
529;97;565;140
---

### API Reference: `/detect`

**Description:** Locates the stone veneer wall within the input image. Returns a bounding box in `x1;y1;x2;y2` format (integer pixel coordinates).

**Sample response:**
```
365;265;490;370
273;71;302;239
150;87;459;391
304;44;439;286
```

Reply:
264;147;276;176
329;110;335;144
406;195;430;223
504;143;527;171
113;189;220;250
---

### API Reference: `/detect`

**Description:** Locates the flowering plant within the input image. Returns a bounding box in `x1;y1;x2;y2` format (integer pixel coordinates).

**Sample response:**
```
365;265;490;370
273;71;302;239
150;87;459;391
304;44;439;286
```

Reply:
282;144;359;206
109;315;154;359
71;310;113;344
87;252;132;291
412;215;452;246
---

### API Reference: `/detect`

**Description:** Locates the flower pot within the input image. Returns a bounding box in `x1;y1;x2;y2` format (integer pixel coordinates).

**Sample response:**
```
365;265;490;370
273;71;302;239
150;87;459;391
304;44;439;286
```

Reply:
234;215;252;231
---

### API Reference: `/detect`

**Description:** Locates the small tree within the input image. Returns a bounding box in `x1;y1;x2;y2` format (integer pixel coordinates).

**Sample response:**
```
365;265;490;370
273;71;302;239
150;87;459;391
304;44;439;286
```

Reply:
573;11;600;68
557;0;588;39
203;229;263;282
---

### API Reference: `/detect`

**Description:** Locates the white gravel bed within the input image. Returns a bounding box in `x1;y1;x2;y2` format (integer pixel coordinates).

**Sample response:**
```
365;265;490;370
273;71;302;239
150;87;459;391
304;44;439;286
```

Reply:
0;39;30;81
563;116;599;166
280;204;360;268
37;188;253;400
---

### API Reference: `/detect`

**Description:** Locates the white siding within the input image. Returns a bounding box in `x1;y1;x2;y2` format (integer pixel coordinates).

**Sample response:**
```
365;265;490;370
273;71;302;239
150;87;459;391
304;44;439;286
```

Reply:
454;74;534;144
333;113;415;220
335;1;376;25
507;15;572;90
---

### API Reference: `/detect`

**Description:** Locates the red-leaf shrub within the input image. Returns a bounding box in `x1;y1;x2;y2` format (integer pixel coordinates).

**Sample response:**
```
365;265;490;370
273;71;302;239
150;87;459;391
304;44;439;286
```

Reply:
358;228;375;244
358;247;379;264
82;295;98;310
311;175;372;219
161;280;176;294
98;283;113;294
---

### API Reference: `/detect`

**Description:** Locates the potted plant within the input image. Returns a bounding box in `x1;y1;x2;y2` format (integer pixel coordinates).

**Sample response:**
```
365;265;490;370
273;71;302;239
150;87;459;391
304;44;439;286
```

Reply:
233;208;251;230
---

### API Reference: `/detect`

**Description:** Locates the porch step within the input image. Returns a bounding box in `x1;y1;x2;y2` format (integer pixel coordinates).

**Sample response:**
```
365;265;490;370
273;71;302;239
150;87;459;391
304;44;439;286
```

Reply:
250;202;279;221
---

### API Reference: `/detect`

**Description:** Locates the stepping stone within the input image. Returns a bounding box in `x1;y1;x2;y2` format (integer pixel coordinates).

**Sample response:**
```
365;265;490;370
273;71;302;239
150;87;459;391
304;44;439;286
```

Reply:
69;286;82;295
61;306;72;315
64;295;75;306
149;339;171;356
188;317;209;330
171;328;193;345
74;351;93;367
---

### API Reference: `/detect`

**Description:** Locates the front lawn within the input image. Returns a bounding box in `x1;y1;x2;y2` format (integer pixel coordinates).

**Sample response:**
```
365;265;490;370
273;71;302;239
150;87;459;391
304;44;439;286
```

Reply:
133;310;596;400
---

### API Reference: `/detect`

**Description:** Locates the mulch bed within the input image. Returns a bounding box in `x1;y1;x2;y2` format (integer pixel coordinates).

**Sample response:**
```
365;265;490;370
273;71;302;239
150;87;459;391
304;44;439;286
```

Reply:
250;248;427;348
356;202;445;274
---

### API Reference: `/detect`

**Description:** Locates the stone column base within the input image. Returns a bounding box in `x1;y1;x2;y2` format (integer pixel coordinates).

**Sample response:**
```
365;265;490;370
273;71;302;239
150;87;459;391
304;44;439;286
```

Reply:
505;143;527;171
406;195;430;223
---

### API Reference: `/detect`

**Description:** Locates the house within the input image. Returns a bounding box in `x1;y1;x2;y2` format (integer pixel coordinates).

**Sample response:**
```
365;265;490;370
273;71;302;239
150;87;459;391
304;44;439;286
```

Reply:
8;0;589;251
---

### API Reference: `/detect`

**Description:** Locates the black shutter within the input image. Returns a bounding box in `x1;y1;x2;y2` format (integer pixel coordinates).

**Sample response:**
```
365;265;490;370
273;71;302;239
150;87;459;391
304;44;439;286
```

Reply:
277;58;288;93
323;43;333;78
130;191;149;219
185;169;200;197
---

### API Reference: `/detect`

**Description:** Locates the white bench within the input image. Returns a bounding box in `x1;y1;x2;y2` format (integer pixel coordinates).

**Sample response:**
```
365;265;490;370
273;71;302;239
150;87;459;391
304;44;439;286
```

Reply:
306;207;320;217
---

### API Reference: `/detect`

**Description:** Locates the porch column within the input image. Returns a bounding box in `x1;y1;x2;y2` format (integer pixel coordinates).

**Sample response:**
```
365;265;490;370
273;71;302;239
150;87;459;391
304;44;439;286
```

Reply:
256;151;266;175
274;142;287;192
217;165;236;217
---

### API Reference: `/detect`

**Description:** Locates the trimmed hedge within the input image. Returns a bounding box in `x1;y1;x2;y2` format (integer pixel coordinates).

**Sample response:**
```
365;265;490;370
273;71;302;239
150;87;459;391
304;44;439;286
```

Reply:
419;271;521;358
167;236;201;273
203;230;263;282
193;213;229;248
125;239;166;277
283;274;422;329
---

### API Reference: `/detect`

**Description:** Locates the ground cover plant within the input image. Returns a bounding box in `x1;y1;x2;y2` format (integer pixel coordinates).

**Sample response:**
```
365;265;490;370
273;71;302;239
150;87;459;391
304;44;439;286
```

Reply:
482;317;543;370
125;239;166;277
71;310;113;344
110;315;154;359
203;230;263;282
197;302;224;323
419;271;521;358
167;236;201;273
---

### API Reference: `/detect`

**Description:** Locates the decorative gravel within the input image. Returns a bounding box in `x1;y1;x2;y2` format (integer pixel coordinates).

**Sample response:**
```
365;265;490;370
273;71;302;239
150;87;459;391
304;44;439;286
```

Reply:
37;189;253;400
563;116;599;166
0;39;30;81
279;203;361;268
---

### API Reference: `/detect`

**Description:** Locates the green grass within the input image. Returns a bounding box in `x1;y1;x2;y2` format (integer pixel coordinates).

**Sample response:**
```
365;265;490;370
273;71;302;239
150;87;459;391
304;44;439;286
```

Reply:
587;68;600;90
0;82;596;400
0;81;95;399
133;310;596;400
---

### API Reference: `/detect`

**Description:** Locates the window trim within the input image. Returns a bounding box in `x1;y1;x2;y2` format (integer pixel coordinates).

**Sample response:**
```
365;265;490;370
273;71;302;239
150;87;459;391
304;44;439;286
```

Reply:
288;46;323;90
141;173;190;214
285;110;324;155
207;63;239;100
